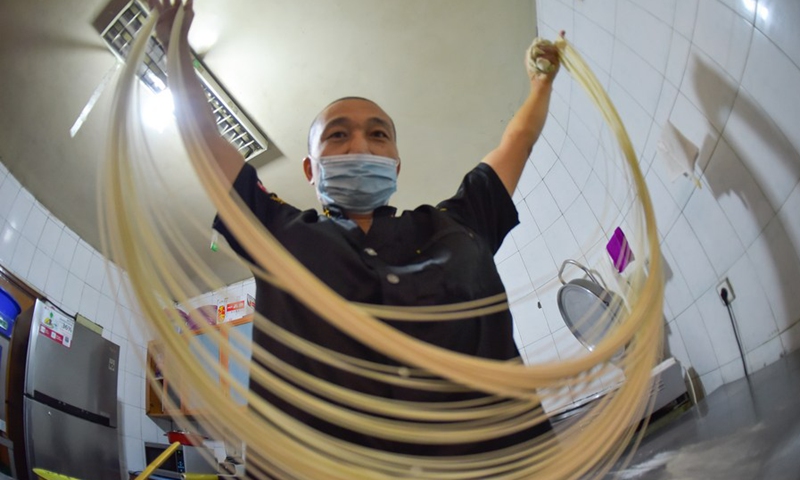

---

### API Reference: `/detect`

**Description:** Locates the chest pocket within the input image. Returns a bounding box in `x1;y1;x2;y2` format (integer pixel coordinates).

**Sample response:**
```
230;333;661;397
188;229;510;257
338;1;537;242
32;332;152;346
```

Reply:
409;223;496;304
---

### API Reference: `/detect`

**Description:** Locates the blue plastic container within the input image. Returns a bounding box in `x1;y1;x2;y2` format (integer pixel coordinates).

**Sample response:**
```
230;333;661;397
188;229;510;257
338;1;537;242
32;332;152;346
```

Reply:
0;286;21;338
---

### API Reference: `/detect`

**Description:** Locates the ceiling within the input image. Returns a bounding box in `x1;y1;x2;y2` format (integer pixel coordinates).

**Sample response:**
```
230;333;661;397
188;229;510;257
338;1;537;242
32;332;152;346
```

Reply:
0;0;538;288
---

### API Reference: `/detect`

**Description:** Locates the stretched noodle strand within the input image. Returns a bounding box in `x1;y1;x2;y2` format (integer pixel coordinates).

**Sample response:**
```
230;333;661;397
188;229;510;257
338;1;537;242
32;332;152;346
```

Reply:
106;8;664;479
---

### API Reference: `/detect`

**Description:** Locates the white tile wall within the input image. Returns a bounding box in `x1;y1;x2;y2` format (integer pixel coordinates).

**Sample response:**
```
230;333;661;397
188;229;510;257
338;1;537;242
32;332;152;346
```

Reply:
0;161;159;475
506;0;800;402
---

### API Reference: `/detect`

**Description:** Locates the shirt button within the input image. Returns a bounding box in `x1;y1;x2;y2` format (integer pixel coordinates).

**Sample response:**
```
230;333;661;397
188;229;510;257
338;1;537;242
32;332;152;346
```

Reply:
386;274;400;284
364;248;378;257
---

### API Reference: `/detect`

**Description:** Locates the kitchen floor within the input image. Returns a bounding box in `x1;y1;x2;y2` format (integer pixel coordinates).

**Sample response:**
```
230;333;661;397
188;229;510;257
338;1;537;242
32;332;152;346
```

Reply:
606;349;800;479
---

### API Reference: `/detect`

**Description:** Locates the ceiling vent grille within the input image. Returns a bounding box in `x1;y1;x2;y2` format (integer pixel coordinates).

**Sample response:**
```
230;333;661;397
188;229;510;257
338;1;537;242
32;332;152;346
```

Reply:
99;0;268;161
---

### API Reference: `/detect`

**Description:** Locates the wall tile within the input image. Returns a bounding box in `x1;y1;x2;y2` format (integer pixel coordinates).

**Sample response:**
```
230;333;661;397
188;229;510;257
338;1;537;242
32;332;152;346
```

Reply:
629;0;676;25
664;215;717;299
722;88;800;212
61;273;84;315
608;80;653;157
45;262;68;304
102;263;122;300
718;0;757;22
38;217;63;258
537;280;566;334
693;0;754;81
520;235;558;289
498;252;534;302
541;0;574;29
673;0;699;39
27;248;51;292
495;232;517;265
645;169;681;239
524;334;560;365
53;228;78;269
615;0;672;73
11;236;35;279
654;81;679;129
96;294;117;332
541;114;567;157
683;178;744;275
79;285;101;322
726;253;780;351
695;286;742;365
518;160;542;200
510;200;541;250
542;217;581;269
611;40;664;118
675;304;719;375
552;325;589;361
680;48;739;133
667;93;720;173
511;291;551;347
780;320;800;355
21;204;47;244
755;0;800;69
123;435;144;472
564;195;603;253
70;241;92;281
544;162;580;213
703;138;775;248
0;223;20;266
525;181;561;231
85;253;107;292
112;305;131;340
665;319;692;367
532;137;559;178
549;90;570;130
121;404;142;439
574;0;617;33
570;86;605;140
665;33;691;88
582;173;613;229
741;30;800;155
574;12;614;74
698;368;724;396
746;218;800;331
125;373;144;410
779;182;800;255
129;317;152;349
719;357;746;384
746;336;783;372
6;190;33;232
0;175;21;219
568;108;597;155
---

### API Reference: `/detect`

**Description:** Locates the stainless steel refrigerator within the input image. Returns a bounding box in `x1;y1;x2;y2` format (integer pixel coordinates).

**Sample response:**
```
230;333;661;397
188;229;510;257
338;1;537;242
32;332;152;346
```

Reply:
8;299;121;480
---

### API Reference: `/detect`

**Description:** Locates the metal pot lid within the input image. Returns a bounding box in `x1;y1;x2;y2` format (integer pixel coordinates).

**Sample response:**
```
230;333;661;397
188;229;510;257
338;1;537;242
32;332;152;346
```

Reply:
556;260;625;352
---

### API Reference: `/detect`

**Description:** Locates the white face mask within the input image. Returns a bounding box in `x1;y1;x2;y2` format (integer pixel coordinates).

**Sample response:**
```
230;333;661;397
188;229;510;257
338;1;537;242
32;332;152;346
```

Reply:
314;154;398;214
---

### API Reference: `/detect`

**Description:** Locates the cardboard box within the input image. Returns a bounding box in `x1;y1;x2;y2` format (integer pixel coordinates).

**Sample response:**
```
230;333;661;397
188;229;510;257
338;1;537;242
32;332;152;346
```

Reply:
217;294;255;323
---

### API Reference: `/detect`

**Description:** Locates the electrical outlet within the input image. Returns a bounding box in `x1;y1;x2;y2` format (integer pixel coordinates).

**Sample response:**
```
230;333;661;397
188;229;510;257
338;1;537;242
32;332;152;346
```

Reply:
717;278;735;305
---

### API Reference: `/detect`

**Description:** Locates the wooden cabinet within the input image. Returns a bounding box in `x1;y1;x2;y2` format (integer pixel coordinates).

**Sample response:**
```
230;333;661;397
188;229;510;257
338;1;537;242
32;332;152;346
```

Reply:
145;315;253;417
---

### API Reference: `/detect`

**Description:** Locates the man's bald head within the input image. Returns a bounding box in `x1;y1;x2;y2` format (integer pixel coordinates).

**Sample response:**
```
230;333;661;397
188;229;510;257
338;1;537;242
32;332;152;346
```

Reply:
307;97;398;158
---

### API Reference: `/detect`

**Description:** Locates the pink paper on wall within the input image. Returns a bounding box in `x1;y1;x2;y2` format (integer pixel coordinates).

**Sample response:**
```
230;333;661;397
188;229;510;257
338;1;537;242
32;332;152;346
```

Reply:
607;227;635;273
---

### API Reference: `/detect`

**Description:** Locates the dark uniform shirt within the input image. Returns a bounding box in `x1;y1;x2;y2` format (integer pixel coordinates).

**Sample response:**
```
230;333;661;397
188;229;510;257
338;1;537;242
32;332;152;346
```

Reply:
213;162;551;456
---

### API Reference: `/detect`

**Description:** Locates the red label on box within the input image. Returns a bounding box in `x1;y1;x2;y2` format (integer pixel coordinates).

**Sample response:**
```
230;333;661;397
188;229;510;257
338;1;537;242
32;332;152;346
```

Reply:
226;300;245;312
40;325;66;346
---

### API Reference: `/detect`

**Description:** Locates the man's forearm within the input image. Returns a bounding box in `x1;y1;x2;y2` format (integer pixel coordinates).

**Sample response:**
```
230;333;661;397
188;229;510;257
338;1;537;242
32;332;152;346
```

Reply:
482;79;553;195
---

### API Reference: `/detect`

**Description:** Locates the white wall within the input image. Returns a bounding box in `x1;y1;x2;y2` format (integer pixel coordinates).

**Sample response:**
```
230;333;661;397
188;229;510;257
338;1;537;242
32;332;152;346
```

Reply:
501;0;800;406
0;160;163;474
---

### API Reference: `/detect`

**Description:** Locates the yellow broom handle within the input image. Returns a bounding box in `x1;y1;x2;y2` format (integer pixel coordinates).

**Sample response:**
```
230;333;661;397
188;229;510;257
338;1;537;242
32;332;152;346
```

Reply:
134;441;181;480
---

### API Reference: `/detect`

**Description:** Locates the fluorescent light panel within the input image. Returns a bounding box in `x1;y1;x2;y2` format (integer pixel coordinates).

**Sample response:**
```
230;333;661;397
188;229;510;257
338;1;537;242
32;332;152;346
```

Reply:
100;0;268;161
